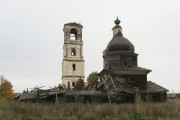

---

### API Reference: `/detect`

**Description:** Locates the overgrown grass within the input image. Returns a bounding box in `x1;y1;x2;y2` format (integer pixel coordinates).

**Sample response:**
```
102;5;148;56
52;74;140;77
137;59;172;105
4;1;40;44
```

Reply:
1;97;180;120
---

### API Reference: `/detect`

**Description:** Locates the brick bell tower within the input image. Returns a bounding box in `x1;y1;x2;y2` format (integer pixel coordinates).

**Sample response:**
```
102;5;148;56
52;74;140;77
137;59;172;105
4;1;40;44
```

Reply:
62;22;85;90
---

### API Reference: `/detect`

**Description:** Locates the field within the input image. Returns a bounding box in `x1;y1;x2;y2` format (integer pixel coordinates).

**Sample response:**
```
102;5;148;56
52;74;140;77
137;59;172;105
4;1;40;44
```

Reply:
0;97;180;120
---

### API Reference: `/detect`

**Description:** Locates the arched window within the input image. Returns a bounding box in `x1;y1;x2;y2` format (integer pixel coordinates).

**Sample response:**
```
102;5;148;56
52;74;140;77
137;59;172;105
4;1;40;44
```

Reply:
71;48;76;56
70;29;77;40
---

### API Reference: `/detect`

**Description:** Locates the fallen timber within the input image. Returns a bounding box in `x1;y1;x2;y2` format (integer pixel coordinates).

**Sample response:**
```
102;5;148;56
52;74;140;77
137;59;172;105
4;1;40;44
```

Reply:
15;74;135;104
15;73;168;103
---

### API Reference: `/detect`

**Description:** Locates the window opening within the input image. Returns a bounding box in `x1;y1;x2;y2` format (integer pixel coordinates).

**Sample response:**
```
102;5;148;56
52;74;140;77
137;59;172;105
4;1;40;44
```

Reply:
130;78;134;82
72;64;76;71
71;48;76;56
124;62;127;66
70;29;77;40
72;82;75;87
68;81;70;91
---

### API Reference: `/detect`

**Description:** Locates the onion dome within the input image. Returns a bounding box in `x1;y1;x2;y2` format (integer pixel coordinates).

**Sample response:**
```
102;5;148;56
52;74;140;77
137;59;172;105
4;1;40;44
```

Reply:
114;17;120;25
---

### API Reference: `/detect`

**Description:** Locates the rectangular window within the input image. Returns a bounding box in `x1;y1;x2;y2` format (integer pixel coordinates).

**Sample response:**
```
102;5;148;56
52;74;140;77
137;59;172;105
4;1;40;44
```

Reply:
72;64;76;71
68;81;70;91
72;82;75;87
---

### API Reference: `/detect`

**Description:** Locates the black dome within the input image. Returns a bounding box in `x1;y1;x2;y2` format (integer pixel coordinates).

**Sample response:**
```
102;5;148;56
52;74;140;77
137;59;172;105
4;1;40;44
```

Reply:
106;32;135;52
114;17;120;25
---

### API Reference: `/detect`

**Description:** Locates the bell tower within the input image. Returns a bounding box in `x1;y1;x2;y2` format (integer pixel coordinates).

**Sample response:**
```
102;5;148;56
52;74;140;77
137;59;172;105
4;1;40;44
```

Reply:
62;22;85;90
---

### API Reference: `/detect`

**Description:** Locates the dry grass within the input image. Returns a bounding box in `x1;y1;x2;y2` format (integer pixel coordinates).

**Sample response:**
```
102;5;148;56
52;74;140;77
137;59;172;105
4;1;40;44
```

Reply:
1;98;180;120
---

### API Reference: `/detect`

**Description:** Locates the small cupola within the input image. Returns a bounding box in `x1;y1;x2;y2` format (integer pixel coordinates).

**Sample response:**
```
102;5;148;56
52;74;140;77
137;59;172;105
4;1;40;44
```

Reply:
112;17;122;36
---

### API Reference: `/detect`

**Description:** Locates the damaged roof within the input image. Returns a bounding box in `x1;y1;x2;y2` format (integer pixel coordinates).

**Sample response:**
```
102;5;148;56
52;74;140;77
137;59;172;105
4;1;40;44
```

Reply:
64;22;83;28
19;93;36;101
147;81;169;93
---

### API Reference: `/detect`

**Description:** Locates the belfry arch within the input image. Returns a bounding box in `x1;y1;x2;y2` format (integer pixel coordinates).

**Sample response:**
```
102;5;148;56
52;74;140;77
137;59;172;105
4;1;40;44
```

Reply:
70;28;77;40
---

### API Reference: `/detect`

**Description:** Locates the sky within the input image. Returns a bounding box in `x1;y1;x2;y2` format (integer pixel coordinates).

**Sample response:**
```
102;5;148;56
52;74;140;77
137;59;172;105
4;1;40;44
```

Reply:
0;0;180;93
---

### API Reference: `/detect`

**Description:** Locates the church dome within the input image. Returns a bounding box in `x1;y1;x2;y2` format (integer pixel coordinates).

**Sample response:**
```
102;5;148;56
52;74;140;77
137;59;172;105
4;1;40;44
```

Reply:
106;18;135;52
106;32;135;52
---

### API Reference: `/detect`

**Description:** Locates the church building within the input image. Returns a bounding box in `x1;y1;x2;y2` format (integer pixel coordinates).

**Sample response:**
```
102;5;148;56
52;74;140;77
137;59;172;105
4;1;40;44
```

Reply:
102;17;151;91
99;18;168;102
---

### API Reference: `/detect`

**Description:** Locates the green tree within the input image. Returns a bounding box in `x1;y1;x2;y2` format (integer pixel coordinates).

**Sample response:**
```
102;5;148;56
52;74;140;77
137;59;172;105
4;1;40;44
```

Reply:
0;79;15;100
87;71;99;89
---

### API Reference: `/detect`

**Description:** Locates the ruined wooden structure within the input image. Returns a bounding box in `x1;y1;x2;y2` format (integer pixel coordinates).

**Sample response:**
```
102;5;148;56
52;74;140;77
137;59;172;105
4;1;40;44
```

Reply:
97;17;168;102
15;73;168;103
